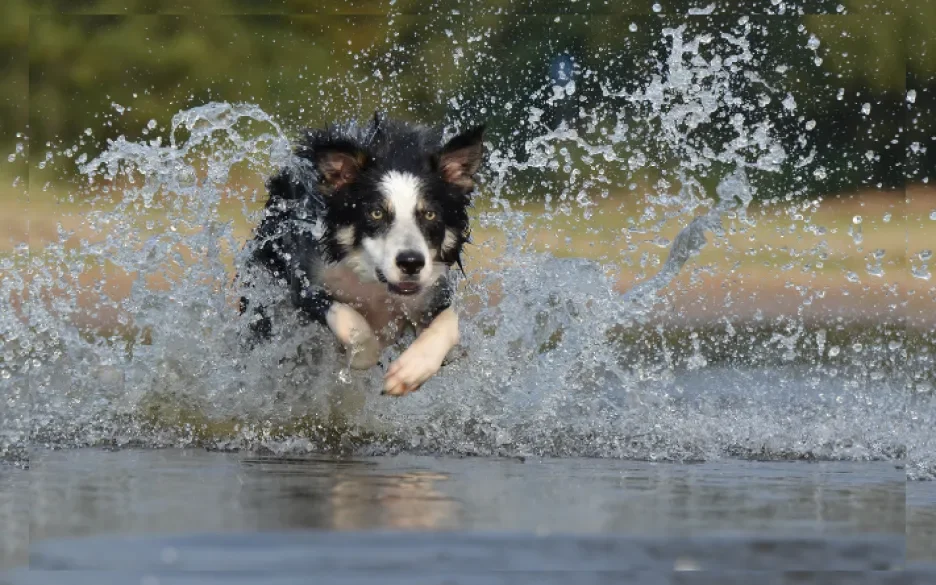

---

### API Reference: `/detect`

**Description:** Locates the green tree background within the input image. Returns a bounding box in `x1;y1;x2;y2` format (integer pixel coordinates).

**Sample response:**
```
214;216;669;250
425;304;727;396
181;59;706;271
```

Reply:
1;0;932;200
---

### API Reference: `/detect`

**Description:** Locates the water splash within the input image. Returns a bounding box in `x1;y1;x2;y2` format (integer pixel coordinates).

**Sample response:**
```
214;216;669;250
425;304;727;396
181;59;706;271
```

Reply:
1;24;932;480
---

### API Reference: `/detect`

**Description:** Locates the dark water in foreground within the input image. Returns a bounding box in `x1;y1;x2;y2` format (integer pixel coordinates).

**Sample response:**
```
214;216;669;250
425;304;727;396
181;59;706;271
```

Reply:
1;449;935;583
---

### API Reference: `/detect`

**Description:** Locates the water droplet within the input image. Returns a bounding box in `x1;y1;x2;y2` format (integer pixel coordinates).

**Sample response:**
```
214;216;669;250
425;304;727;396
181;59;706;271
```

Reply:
907;89;917;104
629;23;638;32
929;210;936;220
652;3;662;12
852;215;862;225
628;152;647;170
845;271;859;283
866;265;884;277
861;103;871;115
828;346;841;357
806;35;820;50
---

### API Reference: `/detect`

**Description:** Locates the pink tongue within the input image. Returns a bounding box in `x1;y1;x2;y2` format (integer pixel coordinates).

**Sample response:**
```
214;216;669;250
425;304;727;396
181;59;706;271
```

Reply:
395;282;419;293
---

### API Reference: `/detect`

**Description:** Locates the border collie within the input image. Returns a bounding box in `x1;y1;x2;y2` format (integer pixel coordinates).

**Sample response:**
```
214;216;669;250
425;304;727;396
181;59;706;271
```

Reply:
240;113;485;397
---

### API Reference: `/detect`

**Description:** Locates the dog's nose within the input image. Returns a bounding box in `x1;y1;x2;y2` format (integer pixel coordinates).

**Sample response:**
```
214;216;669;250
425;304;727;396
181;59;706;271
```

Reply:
395;251;425;275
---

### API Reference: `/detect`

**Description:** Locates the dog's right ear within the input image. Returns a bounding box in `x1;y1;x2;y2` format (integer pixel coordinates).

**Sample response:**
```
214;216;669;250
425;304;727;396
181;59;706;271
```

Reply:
314;146;366;194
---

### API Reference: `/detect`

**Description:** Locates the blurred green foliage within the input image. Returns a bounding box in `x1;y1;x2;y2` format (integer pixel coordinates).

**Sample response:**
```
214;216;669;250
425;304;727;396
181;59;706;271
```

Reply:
1;0;933;199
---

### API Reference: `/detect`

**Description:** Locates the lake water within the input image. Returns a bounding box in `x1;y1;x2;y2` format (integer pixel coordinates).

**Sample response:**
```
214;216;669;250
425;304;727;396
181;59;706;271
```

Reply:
2;448;934;583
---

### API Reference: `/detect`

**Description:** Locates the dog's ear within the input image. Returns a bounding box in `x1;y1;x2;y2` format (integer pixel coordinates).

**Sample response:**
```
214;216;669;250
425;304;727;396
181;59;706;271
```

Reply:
315;146;366;193
438;125;485;190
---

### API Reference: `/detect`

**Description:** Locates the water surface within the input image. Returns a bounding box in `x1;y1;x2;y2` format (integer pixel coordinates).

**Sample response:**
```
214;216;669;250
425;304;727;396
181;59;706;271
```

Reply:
3;448;934;582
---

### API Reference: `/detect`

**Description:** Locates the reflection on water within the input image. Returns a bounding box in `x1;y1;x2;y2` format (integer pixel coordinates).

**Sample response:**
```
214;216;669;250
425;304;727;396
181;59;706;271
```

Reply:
236;458;460;532
329;469;458;531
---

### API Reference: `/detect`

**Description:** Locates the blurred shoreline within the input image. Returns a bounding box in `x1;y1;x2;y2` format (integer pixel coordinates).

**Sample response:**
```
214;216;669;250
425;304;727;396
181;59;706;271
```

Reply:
1;185;933;333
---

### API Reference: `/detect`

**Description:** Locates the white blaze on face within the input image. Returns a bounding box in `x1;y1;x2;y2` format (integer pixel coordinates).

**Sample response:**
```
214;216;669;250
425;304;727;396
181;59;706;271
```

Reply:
362;170;434;285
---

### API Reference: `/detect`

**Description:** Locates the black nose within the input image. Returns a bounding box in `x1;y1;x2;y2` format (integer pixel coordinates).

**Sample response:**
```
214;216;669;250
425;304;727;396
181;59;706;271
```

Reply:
395;251;425;275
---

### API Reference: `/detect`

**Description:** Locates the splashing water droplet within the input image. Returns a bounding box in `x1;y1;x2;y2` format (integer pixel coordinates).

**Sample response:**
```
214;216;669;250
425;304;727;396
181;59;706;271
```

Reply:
337;368;352;384
912;250;932;280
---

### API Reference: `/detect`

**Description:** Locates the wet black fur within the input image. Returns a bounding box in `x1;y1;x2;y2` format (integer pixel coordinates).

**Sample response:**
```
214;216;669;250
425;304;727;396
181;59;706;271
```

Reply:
240;114;483;341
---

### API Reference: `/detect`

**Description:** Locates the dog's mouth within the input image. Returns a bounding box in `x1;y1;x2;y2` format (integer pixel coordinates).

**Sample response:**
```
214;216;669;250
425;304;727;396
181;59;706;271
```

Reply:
387;281;422;296
376;269;422;296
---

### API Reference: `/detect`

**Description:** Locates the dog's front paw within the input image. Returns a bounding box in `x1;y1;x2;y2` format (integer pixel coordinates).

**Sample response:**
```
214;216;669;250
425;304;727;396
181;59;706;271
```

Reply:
348;331;381;369
327;304;381;370
383;344;445;396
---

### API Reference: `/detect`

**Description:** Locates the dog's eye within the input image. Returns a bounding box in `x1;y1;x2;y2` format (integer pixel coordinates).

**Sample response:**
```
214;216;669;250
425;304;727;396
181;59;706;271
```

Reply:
370;209;384;220
424;210;437;221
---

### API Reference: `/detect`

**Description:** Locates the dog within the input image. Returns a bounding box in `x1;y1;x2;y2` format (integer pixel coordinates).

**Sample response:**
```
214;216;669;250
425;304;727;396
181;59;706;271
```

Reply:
239;113;485;397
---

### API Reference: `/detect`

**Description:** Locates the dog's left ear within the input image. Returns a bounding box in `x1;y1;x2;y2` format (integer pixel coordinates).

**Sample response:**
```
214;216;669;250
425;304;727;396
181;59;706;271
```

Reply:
438;125;485;190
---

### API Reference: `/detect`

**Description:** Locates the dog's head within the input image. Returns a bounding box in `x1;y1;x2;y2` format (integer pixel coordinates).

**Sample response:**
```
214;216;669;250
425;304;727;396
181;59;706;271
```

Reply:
302;115;484;296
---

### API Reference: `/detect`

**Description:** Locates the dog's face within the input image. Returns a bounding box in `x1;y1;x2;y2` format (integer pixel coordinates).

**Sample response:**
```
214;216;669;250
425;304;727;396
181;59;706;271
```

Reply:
311;120;484;296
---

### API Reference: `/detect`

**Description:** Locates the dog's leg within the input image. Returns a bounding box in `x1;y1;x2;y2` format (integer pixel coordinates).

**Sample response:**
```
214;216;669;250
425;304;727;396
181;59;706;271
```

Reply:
383;307;459;396
326;303;382;370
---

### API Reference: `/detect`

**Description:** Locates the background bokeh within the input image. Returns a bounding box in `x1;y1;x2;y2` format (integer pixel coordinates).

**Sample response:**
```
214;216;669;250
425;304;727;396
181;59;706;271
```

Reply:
1;0;932;196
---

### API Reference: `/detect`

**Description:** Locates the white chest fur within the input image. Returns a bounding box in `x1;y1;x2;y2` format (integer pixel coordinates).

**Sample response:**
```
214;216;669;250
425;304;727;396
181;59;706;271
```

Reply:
321;261;435;344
